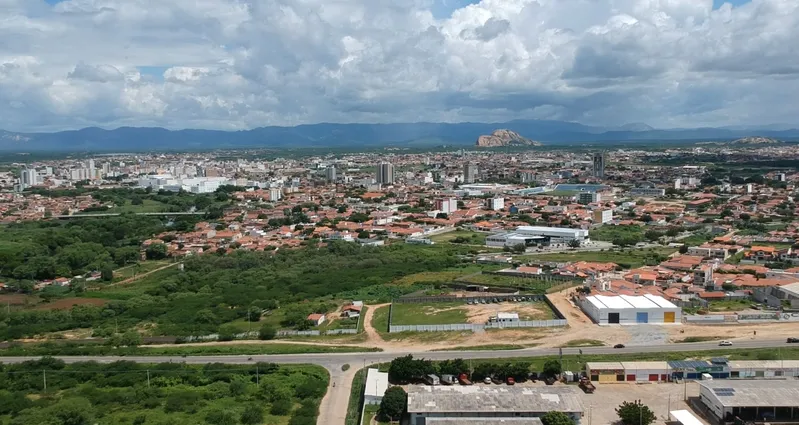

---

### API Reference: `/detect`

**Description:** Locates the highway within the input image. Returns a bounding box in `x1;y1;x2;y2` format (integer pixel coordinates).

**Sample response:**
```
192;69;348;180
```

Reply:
0;339;792;425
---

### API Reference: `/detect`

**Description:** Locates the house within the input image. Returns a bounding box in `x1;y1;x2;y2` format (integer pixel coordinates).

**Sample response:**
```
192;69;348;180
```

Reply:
489;312;519;323
342;305;362;318
743;246;790;264
307;313;326;326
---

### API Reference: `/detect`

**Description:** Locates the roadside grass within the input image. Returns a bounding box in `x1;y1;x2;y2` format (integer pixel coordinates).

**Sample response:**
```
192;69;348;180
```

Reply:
674;336;725;343
345;366;376;425
431;344;527;352
561;339;605;347
0;342;381;357
390;302;467;326
522;248;678;269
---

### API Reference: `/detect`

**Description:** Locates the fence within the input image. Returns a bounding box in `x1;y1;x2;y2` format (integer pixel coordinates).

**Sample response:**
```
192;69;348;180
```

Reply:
389;319;567;333
394;294;545;304
277;330;321;336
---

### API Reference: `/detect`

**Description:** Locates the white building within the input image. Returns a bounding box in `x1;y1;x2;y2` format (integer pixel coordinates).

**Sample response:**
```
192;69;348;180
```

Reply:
580;294;681;325
488;198;504;211
364;368;389;405
593;209;613;224
485;226;589;248
578;192;600;204
434;198;458;214
699;380;799;423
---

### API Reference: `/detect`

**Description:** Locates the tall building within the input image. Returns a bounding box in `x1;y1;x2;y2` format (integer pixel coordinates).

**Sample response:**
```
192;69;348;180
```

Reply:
434;198;458;214
88;159;96;179
578;192;600;204
19;167;37;189
325;166;337;183
464;164;478;184
376;162;394;185
592;152;605;179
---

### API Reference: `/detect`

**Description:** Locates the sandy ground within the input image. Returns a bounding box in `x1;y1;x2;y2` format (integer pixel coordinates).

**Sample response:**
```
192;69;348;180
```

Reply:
463;302;552;323
317;365;358;425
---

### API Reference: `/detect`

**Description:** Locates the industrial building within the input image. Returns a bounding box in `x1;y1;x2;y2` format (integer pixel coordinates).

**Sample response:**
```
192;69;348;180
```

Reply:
406;385;584;425
586;361;671;383
425;420;543;425
485;226;590;248
579;294;682;325
363;368;389;405
699;380;799;424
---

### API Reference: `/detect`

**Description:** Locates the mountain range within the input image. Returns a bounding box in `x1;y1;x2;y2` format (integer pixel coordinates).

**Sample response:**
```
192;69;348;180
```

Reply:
1;120;799;151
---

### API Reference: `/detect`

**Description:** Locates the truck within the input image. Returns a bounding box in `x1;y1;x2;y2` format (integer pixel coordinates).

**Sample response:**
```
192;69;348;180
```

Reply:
579;377;595;394
440;374;456;385
424;374;440;386
458;373;473;385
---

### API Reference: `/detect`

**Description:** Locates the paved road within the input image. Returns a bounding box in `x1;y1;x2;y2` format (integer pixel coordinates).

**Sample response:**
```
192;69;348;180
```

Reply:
0;339;792;425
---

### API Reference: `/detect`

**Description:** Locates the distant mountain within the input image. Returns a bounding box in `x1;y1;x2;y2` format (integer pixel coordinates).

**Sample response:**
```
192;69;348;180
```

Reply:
0;120;798;151
476;129;542;147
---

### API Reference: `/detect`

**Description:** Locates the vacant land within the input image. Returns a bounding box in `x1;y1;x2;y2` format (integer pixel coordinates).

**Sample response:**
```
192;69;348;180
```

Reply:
390;301;555;326
525;248;677;268
33;297;109;310
458;273;575;293
112;260;171;281
393;264;498;286
707;299;753;312
430;230;488;245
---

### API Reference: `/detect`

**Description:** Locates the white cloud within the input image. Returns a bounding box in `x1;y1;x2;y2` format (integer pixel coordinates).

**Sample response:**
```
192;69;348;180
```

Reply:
0;0;797;132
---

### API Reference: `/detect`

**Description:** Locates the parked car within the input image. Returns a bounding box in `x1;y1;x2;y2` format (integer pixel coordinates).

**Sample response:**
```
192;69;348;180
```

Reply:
491;376;503;385
506;377;516;385
719;340;733;346
787;338;799;343
613;344;625;349
484;377;492;384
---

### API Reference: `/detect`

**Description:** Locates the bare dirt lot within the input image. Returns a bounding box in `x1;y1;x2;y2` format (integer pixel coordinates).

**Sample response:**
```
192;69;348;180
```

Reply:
463;302;554;323
585;381;705;425
0;294;37;305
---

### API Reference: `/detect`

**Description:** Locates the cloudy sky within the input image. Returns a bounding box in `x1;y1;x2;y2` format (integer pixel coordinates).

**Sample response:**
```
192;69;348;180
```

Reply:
1;0;797;132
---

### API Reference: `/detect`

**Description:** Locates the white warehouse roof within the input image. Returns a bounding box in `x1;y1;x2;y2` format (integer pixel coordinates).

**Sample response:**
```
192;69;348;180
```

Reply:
516;226;589;238
586;294;678;310
364;368;389;399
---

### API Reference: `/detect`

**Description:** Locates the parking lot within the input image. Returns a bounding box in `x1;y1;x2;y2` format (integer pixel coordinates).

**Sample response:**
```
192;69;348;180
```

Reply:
583;381;705;425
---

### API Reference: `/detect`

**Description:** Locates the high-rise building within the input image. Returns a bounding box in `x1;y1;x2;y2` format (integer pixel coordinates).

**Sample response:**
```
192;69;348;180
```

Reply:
464;164;478;184
578;192;600;204
19;167;37;189
489;198;505;211
434;198;458;214
592;152;605;179
88;159;96;179
325;166;337;183
593;209;613;224
376;162;394;185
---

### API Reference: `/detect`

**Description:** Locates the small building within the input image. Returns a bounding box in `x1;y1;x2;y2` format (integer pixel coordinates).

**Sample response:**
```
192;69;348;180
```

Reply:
489;312;519;323
699;380;799;423
586;362;625;382
364;368;389;405
307;313;326;326
727;360;799;379
668;360;717;380
407;385;584;425
341;305;362;318
580;294;682;325
620;361;671;382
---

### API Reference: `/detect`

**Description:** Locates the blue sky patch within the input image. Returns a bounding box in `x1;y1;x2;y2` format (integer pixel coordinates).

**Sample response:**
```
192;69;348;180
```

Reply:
713;0;752;9
137;66;168;81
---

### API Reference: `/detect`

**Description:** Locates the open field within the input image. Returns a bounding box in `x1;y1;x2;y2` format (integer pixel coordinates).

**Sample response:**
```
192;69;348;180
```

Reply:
431;344;528;351
112;260;171;281
524;247;678;268
561;339;605;347
430;230;488;245
33;297;109;310
392;264;500;286
0;342;380;356
390;301;556;326
706;299;754;312
458;273;578;293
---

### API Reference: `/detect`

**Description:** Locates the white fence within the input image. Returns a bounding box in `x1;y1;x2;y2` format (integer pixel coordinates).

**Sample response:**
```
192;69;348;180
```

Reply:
277;330;321;336
389;319;567;333
684;315;728;324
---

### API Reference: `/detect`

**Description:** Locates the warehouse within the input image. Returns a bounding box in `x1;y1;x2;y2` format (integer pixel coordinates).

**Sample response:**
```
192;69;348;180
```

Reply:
586;362;625;382
728;360;799;379
668;360;729;380
699;380;799;423
580;294;682;325
620;361;671;382
485;226;589;248
406;385;584;425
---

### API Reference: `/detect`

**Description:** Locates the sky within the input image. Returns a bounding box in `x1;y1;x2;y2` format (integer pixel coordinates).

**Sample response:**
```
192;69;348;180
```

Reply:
1;0;797;133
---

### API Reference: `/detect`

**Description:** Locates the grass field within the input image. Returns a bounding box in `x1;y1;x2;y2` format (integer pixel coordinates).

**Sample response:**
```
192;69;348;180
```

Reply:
392;264;497;286
112;260;171;282
431;344;527;351
457;273;575;293
82;266;181;300
430;230;488;245
524;247;677;268
390;302;468;325
111;199;171;213
707;299;753;312
561;339;605;347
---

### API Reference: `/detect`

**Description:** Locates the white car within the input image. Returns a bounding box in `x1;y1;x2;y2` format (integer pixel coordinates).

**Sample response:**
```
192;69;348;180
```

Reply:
718;340;733;346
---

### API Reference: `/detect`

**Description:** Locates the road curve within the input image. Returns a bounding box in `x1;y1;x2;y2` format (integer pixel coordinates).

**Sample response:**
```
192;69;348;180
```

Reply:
1;339;791;425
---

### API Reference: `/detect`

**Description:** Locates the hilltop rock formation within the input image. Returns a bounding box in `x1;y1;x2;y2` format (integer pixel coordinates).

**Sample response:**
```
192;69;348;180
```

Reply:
476;129;542;147
730;136;782;145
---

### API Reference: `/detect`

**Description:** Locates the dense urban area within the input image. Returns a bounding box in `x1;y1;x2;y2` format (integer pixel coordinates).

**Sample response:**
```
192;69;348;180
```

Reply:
3;140;799;425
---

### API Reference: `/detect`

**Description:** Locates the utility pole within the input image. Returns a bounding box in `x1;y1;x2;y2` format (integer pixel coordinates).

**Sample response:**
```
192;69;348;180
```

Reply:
147;370;151;388
256;365;260;386
43;370;47;391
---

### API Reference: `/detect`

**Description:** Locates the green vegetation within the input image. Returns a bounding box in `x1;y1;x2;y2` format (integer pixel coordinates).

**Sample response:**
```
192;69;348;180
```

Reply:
561;339;605;347
458;273;576;293
707;299;753;312
589;225;644;246
0;357;328;425
430;230;488;245
525;248;676;269
617;400;656;425
0;342;380;357
674;336;724;343
680;233;713;247
390;303;467;326
431;344;526;351
110;261;172;283
393;264;499;286
1;242;463;340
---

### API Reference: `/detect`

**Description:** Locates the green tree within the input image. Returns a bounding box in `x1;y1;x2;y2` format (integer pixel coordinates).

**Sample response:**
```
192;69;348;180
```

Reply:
379;387;407;421
145;242;168;260
567;240;581;249
240;404;264;425
259;324;277;341
541;411;575;425
616;400;656;425
206;408;238;425
101;265;114;282
542;359;562;378
120;330;142;347
270;398;292;416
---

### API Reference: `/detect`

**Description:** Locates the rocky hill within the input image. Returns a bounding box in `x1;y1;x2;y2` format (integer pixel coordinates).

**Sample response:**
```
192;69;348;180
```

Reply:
730;136;782;145
476;129;542;147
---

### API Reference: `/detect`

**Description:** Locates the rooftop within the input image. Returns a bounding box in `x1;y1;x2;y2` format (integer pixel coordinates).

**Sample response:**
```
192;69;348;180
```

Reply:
700;380;799;407
406;385;584;414
364;368;389;398
425;419;544;425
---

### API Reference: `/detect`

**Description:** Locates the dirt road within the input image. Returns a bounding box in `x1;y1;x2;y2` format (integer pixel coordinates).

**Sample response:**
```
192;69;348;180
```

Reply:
318;365;358;425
